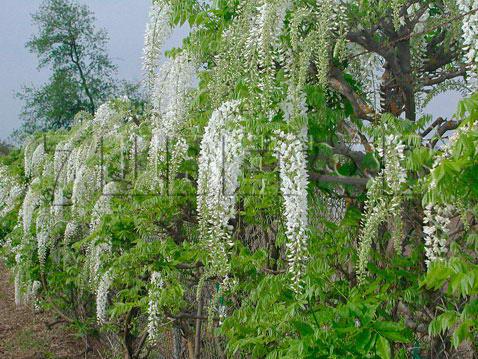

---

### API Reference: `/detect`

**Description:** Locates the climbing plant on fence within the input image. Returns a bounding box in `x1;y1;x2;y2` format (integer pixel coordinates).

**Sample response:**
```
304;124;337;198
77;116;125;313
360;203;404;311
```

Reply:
1;0;478;358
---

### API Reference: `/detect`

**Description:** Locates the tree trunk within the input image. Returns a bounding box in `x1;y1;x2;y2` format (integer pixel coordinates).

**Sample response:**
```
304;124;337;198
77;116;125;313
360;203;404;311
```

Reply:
69;40;96;114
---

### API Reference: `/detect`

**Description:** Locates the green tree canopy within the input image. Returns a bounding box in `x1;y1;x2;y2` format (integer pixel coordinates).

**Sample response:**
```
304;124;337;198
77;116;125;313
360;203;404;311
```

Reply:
16;0;117;137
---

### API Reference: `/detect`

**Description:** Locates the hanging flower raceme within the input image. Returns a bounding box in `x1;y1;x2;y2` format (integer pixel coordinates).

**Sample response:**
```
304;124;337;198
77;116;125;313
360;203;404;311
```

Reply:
92;102;121;136
72;165;101;214
96;270;112;325
314;0;334;88
70;136;107;210
0;165;23;217
148;53;195;189
88;241;112;286
148;127;167;187
36;206;51;271
423;120;477;267
88;183;115;287
331;3;349;62
147;271;164;341
246;0;290;105
197;100;245;278
143;0;173;90
152;53;195;133
52;141;72;220
246;0;290;69
275;130;309;292
357;133;406;282
147;131;189;192
423;204;453;267
30;280;42;312
21;178;41;234
64;221;82;244
53;141;72;186
52;186;67;219
90;182;117;232
14;253;23;306
24;140;46;178
457;0;478;81
23;139;35;178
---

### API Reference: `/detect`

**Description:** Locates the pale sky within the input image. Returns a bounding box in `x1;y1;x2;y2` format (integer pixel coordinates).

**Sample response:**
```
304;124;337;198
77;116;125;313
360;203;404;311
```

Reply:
0;0;187;140
0;0;464;140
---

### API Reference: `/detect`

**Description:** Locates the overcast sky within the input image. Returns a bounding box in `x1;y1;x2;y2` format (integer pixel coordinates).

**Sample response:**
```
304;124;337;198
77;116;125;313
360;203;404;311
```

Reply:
0;0;464;140
0;0;188;140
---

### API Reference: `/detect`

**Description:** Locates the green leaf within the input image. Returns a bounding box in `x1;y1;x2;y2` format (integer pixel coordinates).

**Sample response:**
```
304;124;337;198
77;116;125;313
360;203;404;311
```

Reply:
292;321;314;337
361;152;380;171
451;320;472;348
376;336;391;359
356;329;376;353
373;321;410;343
422;262;453;290
429;311;458;336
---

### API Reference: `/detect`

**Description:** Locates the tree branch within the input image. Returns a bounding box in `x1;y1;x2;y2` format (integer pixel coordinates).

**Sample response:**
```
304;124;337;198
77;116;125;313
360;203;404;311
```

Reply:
431;120;459;148
328;67;376;121
310;173;370;186
193;282;203;359
421;117;445;138
69;38;96;114
419;67;467;87
332;142;367;169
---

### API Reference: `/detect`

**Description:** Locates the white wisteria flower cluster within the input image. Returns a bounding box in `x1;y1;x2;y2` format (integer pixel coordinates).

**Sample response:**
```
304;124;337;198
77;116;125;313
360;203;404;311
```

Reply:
423;120;477;267
377;135;407;194
92;102;122;135
143;0;173;90
7;99;136;315
331;3;349;62
147;271;164;341
24;141;46;178
24;280;42;312
148;127;167;186
72;164;101;212
68;104;119;208
246;0;290;73
423;203;453;267
14;253;23;306
64;221;81;244
0;165;23;217
53;141;72;184
52;141;73;219
96;270;112;324
356;177;388;282
152;53;195;133
36;206;51;271
458;0;478;81
90;182;117;232
197;100;245;278
148;53;195;188
275;130;309;292
357;134;406;282
88;241;112;288
31;280;42;312
315;0;334;88
21;178;41;234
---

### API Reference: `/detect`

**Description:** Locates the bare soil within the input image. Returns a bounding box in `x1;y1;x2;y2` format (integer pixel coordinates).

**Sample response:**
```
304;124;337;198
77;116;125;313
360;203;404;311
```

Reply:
0;262;99;359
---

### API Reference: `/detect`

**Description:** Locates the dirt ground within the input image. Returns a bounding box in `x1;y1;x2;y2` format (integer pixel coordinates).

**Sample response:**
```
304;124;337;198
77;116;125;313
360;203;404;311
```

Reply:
0;262;99;359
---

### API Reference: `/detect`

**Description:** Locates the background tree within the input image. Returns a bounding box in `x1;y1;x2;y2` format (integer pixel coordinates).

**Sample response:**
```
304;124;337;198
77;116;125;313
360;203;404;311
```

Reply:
16;0;117;136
